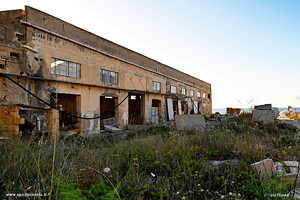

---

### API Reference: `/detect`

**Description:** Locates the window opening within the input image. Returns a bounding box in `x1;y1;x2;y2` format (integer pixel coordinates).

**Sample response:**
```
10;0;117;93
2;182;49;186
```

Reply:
100;69;118;84
182;88;186;95
51;58;81;78
170;86;177;93
152;81;161;91
190;90;194;96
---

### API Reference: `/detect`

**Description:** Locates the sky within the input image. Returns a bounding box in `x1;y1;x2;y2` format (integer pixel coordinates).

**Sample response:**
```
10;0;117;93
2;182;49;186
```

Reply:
2;0;300;109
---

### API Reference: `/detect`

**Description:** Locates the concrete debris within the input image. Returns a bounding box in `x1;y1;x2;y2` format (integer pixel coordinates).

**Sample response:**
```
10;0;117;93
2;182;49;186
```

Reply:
102;117;119;128
175;115;206;131
209;113;239;123
275;161;300;176
204;159;239;170
280;120;300;129
103;125;122;133
254;104;272;110
252;159;300;189
289;188;300;199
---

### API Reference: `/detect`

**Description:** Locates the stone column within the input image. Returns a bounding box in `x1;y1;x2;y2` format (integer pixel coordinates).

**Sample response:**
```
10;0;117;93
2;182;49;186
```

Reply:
45;108;59;140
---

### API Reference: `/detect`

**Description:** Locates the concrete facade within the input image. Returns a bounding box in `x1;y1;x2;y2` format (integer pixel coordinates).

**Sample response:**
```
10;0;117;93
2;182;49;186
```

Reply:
0;6;212;133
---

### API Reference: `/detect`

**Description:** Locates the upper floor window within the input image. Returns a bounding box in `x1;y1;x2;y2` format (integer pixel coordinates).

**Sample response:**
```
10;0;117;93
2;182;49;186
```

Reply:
208;94;211;99
197;91;201;97
181;88;186;95
170;86;177;93
101;69;118;84
152;81;161;91
203;93;206;98
190;90;194;96
51;58;81;78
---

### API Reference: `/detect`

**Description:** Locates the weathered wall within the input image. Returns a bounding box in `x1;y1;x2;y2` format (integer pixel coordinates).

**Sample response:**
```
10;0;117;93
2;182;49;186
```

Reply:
24;6;211;93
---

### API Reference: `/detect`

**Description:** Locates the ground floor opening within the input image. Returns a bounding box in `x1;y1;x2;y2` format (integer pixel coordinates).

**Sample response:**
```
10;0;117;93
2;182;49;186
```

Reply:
129;93;144;124
50;93;80;130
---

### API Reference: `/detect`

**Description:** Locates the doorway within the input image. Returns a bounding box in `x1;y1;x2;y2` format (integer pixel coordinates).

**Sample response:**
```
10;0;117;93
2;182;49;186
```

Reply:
152;99;161;124
100;96;118;119
128;93;144;124
50;93;80;128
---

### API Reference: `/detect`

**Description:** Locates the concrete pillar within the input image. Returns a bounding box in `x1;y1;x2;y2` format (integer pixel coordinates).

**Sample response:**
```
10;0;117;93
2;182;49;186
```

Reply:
0;105;24;137
45;108;59;140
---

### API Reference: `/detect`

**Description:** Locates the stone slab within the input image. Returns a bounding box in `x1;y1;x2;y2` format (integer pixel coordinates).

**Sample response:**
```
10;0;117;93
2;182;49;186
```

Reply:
252;110;276;123
254;104;272;110
104;125;122;133
175;114;206;131
275;161;300;176
279;120;300;129
251;158;276;177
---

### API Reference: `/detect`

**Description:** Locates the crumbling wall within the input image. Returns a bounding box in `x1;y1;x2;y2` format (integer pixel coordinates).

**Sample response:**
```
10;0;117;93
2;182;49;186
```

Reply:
0;105;24;137
0;7;212;131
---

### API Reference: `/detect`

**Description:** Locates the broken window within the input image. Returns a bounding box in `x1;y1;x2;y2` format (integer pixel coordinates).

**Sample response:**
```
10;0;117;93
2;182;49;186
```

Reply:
100;69;118;84
51;58;81;78
181;88;186;95
170;86;176;93
10;52;19;58
208;94;211;99
152;81;160;91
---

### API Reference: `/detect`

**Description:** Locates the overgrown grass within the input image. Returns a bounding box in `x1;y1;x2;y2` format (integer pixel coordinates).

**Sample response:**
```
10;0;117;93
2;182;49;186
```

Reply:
0;116;300;199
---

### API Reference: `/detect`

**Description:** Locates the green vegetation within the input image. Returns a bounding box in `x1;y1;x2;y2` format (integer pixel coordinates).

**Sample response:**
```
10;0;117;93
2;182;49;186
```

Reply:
0;117;300;199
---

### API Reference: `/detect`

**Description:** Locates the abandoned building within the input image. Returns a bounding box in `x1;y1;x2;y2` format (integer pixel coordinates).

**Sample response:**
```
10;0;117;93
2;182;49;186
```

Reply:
0;6;212;136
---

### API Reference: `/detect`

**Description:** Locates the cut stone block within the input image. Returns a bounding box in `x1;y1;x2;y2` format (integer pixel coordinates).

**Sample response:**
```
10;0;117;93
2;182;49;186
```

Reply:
175;114;206;131
226;107;241;115
5;118;14;124
13;118;25;125
251;158;276;177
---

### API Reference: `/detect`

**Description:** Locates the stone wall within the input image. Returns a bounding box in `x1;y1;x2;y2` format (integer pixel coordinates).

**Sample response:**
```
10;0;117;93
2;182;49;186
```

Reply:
0;105;24;137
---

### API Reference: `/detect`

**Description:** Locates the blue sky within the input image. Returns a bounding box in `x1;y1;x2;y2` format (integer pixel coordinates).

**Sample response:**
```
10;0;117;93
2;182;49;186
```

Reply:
2;0;300;108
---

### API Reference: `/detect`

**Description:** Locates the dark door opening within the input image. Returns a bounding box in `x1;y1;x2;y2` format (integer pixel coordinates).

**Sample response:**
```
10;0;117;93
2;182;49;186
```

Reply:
50;93;80;129
100;96;118;120
173;100;178;116
129;93;144;124
181;101;188;114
